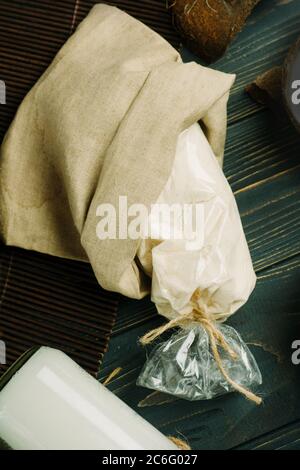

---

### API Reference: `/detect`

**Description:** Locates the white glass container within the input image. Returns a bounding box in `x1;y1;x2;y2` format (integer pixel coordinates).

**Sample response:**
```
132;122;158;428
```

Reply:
0;347;177;450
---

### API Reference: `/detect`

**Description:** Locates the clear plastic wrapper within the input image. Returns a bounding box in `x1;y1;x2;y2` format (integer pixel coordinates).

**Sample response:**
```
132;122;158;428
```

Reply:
137;324;262;401
137;123;262;403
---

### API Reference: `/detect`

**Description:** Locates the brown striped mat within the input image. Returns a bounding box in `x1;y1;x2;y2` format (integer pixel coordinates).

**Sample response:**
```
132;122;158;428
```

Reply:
0;0;181;142
0;246;119;377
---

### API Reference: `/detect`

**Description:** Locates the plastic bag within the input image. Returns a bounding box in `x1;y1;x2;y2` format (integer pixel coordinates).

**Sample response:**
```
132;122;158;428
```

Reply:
137;123;262;402
137;324;262;401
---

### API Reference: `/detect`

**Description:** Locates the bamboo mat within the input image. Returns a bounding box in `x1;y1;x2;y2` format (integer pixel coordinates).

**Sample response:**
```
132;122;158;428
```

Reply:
0;0;181;142
0;0;180;375
0;247;119;377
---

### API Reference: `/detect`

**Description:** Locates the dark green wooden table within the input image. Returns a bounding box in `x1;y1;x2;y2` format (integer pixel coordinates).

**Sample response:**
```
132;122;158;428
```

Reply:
99;0;300;450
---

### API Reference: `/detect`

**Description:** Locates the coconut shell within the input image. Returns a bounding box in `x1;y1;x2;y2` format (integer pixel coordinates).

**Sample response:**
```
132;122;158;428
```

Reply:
246;37;300;133
172;0;262;63
246;67;285;118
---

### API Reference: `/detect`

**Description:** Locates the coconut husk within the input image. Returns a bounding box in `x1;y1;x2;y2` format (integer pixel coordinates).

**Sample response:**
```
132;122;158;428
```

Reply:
246;36;300;131
245;66;285;118
171;0;261;63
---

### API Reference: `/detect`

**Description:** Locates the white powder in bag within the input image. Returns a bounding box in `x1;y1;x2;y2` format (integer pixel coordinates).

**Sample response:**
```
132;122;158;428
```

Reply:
137;123;256;322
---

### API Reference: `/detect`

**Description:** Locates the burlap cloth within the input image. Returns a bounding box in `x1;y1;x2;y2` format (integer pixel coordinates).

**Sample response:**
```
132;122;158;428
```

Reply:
0;4;235;299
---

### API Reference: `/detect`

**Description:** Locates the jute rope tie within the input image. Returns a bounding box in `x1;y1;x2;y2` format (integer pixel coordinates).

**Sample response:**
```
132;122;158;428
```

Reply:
168;436;191;450
140;306;262;405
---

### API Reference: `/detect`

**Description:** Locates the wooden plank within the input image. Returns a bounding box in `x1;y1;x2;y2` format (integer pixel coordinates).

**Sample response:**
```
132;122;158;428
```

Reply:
234;420;300;450
225;115;300;193
102;256;300;450
225;112;300;272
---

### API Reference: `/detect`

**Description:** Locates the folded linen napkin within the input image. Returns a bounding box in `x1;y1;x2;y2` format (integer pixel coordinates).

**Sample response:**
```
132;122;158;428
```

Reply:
0;4;235;299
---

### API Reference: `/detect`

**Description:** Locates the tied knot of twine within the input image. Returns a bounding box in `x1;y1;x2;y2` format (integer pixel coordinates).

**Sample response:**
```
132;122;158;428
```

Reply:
140;305;262;405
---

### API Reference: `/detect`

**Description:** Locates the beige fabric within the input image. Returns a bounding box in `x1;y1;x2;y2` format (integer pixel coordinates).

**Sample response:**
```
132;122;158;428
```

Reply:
0;4;235;299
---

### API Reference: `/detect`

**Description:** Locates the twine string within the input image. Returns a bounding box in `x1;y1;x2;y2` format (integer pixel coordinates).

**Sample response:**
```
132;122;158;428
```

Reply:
169;436;191;450
103;367;122;386
140;306;262;405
